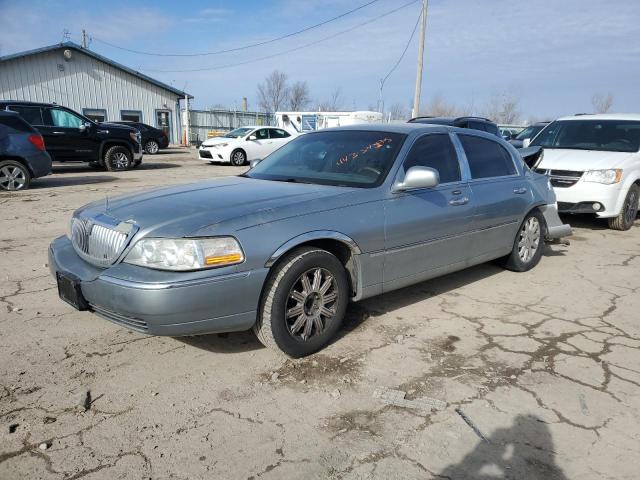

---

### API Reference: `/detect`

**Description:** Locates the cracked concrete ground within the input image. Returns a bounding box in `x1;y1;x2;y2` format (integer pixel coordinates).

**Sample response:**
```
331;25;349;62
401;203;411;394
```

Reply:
1;149;639;479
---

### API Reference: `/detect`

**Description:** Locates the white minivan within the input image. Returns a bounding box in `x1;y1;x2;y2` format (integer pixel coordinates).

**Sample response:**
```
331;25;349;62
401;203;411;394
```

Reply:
531;114;640;230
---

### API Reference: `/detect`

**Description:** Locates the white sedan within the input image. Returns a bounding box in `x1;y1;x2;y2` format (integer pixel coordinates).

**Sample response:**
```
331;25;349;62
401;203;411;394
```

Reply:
198;126;296;166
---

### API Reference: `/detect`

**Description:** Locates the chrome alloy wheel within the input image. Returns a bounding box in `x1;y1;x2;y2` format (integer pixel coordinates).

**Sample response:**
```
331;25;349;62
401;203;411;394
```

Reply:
518;216;540;263
146;140;159;154
112;152;129;169
0;165;27;191
285;268;338;341
231;150;245;166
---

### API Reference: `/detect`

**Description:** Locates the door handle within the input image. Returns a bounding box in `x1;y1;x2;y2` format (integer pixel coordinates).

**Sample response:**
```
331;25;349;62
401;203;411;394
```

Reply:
513;187;528;194
449;197;469;206
52;131;65;134
451;190;462;195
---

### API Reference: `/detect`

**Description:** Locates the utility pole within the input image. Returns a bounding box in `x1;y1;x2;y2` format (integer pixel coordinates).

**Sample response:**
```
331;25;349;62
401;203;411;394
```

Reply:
411;0;428;118
185;94;190;147
81;29;87;48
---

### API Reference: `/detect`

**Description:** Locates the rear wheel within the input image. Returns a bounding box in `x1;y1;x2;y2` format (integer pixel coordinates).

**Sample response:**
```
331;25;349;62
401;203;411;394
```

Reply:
0;160;31;191
608;184;639;231
230;149;246;166
254;247;349;357
103;146;132;171
500;210;546;272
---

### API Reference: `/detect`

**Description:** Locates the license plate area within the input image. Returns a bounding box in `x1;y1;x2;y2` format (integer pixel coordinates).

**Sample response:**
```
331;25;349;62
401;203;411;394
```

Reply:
56;273;89;311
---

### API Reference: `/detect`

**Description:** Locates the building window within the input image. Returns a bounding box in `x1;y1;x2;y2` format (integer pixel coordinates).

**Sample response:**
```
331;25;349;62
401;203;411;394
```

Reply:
83;108;107;123
121;110;143;122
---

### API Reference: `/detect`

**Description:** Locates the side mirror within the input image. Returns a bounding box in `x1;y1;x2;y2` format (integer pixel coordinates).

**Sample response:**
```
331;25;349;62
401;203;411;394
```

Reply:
249;159;261;168
394;166;440;192
79;122;91;132
522;138;531;148
248;135;257;141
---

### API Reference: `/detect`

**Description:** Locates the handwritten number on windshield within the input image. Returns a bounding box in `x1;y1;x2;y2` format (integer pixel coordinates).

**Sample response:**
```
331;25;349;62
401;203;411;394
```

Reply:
336;138;393;166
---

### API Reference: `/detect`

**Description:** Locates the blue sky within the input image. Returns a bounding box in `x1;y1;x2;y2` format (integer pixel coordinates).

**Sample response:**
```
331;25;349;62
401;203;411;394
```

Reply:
2;0;640;120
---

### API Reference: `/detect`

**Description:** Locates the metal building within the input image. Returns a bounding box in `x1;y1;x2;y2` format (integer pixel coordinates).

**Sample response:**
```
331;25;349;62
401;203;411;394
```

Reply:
0;41;191;144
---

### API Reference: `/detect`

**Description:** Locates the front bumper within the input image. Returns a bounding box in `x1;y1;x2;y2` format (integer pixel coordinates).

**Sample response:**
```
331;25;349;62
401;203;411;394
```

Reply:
48;236;268;336
540;204;572;239
554;181;623;218
199;147;229;162
133;143;143;161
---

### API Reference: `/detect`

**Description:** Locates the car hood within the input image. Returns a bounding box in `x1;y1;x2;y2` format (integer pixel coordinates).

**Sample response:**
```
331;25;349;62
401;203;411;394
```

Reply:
537;148;636;171
76;177;361;238
201;137;237;147
98;122;137;132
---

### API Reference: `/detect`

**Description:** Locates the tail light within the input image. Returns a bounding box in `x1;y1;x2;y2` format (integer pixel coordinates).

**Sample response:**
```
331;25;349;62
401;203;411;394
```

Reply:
28;134;46;151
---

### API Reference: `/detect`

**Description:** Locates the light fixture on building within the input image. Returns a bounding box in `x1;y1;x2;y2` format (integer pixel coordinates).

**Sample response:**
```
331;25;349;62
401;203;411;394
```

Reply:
63;49;73;61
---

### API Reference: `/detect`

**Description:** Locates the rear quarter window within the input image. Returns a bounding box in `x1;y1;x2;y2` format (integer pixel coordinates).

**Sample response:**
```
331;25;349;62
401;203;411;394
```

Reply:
7;105;44;126
0;115;35;133
459;134;517;179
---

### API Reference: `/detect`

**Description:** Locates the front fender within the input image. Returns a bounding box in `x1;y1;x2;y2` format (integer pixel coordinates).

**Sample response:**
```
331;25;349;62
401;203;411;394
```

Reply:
264;230;362;267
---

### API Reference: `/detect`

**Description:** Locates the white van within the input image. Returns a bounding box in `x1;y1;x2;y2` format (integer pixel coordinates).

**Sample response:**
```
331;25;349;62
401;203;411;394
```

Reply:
531;114;640;230
275;111;383;133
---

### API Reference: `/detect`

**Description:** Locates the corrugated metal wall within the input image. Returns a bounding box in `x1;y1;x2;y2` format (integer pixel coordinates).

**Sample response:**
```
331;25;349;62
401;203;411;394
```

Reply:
0;48;182;143
186;109;274;144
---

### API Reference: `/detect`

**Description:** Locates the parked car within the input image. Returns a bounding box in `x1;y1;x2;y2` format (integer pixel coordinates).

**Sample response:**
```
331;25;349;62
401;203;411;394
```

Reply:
0;101;143;171
112;121;169;154
531;114;640;230
0;110;52;191
500;127;522;140
508;122;550;148
408;116;501;137
49;124;570;357
198;126;296;166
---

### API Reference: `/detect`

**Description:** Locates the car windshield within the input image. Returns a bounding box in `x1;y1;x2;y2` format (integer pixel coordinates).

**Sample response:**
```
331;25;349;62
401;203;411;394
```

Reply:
224;127;253;138
245;130;407;187
515;125;542;140
531;120;640;152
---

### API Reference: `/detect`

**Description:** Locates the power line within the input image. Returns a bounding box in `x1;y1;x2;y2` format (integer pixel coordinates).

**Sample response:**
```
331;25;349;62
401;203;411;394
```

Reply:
140;0;419;73
377;9;421;112
92;0;380;57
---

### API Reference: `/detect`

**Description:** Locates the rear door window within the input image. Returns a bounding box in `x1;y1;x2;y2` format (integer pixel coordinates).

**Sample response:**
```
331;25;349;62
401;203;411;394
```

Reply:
7;105;44;126
403;134;461;184
269;128;291;139
459;134;517;179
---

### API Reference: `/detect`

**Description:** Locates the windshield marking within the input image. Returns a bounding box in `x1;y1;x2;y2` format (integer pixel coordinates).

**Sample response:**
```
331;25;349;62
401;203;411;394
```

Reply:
336;137;394;166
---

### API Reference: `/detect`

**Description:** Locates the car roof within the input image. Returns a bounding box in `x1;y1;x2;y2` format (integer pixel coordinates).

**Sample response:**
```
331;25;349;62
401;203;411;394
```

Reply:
305;123;501;139
0;100;58;107
556;113;640;121
408;116;495;125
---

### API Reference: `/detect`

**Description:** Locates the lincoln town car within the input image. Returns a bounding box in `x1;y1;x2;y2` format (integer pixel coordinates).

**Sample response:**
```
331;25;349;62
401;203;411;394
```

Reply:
49;124;571;357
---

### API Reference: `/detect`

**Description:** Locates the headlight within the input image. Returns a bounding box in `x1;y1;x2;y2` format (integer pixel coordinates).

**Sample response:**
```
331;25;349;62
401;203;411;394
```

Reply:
124;237;244;271
213;143;229;148
582;169;623;185
129;132;139;143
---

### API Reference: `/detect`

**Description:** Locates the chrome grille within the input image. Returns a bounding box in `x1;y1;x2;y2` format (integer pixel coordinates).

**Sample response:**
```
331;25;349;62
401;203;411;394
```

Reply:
71;215;136;267
534;169;583;188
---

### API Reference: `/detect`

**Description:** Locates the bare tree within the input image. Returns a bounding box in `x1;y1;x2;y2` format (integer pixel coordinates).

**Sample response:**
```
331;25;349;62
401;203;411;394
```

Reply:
257;70;290;113
483;91;521;124
318;87;344;111
288;81;311;111
420;94;466;117
591;92;614;113
388;102;410;121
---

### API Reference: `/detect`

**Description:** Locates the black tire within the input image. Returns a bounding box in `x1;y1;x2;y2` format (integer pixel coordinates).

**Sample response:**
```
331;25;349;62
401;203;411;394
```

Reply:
103;145;132;172
144;140;160;155
230;149;246;166
254;247;350;357
500;209;546;272
608;184;639;231
0;160;31;191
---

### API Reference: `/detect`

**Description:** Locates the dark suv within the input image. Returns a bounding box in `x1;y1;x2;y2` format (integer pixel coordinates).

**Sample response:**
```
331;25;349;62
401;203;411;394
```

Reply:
0;110;52;190
0;101;143;171
408;116;501;137
112;121;169;154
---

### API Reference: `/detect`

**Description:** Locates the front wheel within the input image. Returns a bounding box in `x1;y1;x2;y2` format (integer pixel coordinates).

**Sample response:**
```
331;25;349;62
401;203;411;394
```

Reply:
254;247;350;357
500;210;546;272
230;149;246;166
144;140;159;154
0;160;31;191
103;146;132;171
608;184;639;231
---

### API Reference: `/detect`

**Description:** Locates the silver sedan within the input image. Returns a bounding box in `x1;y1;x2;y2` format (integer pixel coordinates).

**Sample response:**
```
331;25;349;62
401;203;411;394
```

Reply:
49;124;570;357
